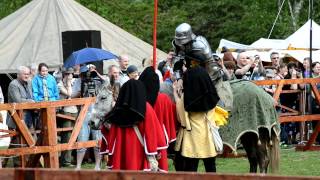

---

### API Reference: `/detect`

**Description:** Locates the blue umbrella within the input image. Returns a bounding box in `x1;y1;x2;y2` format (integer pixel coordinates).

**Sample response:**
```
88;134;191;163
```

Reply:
64;48;118;68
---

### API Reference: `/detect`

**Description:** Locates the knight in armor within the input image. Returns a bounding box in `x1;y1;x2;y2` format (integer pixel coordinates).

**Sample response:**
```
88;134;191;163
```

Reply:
172;23;233;110
171;23;280;173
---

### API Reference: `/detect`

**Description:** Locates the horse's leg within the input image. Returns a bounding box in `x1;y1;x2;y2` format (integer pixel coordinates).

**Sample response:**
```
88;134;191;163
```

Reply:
257;128;270;173
241;133;258;173
269;130;280;173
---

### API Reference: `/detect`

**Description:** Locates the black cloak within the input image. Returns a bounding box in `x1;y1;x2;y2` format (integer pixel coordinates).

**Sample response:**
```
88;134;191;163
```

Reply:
183;66;219;112
138;66;160;106
106;79;146;127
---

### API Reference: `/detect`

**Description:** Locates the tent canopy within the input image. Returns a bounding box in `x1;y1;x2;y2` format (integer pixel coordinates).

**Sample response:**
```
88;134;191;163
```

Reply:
0;0;167;73
285;20;320;49
250;38;289;50
216;39;250;53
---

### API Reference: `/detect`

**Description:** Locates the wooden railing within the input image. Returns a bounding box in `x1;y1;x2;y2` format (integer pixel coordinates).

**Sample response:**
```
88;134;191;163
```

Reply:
253;78;320;151
0;98;96;168
1;78;320;169
0;168;319;180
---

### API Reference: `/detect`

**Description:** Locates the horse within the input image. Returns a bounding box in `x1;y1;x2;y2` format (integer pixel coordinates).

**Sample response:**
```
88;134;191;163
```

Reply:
90;77;119;130
239;129;280;173
219;80;280;174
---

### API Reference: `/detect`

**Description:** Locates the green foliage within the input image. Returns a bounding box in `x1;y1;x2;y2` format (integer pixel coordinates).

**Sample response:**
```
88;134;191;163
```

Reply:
1;0;320;52
0;0;30;19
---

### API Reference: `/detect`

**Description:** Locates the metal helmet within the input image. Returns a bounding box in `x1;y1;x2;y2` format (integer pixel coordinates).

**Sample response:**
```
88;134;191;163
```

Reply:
174;23;196;46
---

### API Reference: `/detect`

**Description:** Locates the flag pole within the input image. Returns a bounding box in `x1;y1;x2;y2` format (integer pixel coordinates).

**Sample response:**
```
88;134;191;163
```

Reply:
152;0;158;69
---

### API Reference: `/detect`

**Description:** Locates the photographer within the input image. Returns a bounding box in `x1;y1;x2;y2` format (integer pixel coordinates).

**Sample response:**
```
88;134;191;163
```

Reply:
76;65;102;170
57;67;80;167
235;52;265;80
280;62;304;145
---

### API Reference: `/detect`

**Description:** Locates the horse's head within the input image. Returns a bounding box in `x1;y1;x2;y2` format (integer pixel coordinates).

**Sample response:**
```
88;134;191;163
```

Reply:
90;77;116;129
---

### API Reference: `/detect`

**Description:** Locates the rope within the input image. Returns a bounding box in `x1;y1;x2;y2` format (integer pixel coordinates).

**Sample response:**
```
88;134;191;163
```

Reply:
267;0;286;39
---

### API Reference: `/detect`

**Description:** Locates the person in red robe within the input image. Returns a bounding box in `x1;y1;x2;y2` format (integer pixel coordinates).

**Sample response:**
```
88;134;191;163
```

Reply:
102;79;167;171
139;67;177;171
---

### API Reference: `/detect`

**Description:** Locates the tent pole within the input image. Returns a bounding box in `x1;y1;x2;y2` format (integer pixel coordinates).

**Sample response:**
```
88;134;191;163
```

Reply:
152;0;158;69
309;0;313;75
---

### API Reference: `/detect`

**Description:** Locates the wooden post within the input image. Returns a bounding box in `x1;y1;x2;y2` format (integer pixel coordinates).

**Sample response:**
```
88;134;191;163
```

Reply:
41;107;59;168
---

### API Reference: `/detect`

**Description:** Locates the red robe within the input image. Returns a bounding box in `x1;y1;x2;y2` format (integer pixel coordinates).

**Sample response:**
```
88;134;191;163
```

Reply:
153;93;177;171
105;103;167;171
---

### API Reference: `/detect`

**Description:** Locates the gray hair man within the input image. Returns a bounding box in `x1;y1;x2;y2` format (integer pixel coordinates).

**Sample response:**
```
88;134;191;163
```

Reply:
7;66;36;129
7;66;38;167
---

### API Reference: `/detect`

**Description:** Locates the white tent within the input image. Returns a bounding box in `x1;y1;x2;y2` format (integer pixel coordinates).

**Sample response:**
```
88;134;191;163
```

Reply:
216;39;250;53
285;20;320;49
280;50;320;63
0;0;167;73
250;38;289;50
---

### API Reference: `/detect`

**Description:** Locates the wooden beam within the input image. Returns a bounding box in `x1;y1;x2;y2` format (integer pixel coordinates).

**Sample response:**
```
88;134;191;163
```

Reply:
10;110;35;146
272;80;284;102
68;103;90;144
279;115;320;123
41;108;59;168
0;140;98;156
304;120;320;151
56;113;76;121
277;104;299;114
311;83;320;106
281;89;301;94
253;78;320;86
1;168;320;180
0;97;95;111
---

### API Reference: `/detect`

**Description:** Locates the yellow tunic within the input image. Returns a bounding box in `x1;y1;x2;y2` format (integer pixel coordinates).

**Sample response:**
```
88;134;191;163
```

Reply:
175;96;218;158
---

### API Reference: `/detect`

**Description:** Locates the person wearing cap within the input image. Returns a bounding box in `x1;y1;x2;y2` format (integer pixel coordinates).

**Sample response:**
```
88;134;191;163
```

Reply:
57;67;81;167
127;65;139;80
87;64;107;82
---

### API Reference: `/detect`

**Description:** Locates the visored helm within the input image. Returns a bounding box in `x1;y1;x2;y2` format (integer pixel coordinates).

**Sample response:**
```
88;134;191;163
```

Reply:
175;23;196;46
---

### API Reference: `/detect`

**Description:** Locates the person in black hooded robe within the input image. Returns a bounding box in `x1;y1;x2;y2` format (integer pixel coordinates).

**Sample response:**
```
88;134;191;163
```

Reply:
173;66;220;172
101;79;167;171
139;67;177;171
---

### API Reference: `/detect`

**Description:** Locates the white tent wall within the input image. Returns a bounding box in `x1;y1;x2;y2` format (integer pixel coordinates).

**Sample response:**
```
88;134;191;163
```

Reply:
216;39;250;53
285;20;320;49
0;0;167;73
250;38;289;50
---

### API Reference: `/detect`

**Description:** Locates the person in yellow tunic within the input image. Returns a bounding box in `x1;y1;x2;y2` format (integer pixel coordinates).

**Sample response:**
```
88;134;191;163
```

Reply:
173;66;226;172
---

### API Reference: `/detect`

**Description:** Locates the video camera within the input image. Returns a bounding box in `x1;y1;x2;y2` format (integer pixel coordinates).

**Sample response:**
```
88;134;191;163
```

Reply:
81;71;98;97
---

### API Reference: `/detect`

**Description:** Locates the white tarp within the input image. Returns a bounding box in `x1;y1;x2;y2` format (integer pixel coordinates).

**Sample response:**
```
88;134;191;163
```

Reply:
250;38;289;50
216;39;250;53
0;0;167;73
281;50;320;63
285;19;320;49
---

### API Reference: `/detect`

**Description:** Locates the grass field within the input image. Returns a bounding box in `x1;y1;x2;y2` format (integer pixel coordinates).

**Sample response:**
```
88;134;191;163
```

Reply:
79;148;320;176
167;148;320;176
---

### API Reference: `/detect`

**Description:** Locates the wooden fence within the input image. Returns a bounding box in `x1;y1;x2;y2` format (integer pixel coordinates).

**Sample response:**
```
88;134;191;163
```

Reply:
0;97;97;168
0;78;320;169
0;168;319;180
253;78;320;151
